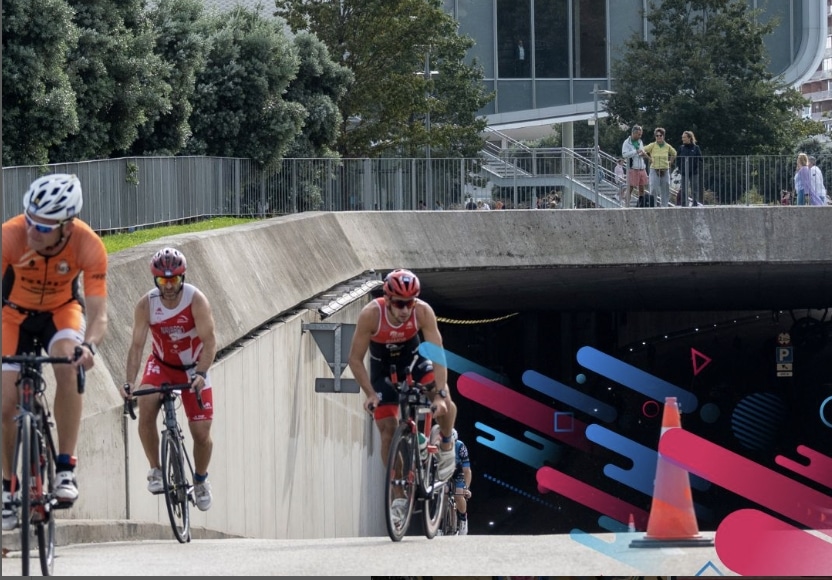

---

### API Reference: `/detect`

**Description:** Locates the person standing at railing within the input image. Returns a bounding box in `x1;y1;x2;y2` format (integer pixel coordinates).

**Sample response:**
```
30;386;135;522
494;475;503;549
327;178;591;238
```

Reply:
677;131;703;207
808;155;827;205
643;128;677;208
622;125;649;207
2;174;108;530
794;153;816;206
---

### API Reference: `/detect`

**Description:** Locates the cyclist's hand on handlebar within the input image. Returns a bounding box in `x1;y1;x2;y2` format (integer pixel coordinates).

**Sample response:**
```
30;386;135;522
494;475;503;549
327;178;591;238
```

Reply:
430;397;449;418
190;373;206;410
120;383;137;419
463;488;472;499
363;393;380;415
72;343;95;372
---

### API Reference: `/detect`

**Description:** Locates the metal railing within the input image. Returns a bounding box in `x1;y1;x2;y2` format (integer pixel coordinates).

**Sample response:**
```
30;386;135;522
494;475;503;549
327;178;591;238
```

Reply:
2;152;821;232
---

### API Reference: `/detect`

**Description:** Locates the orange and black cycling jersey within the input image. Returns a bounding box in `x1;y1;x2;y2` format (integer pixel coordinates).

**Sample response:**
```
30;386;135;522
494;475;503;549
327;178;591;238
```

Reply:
2;214;108;311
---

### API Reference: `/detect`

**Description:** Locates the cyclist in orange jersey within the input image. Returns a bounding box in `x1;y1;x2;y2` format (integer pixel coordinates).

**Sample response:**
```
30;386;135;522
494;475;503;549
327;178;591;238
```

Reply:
1;174;108;530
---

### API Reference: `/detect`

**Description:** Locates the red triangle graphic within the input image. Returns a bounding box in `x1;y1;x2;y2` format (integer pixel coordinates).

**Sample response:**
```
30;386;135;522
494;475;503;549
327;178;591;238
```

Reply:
691;348;712;376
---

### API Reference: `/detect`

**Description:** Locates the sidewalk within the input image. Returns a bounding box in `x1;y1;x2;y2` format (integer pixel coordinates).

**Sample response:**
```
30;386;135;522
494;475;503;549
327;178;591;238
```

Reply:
1;519;240;552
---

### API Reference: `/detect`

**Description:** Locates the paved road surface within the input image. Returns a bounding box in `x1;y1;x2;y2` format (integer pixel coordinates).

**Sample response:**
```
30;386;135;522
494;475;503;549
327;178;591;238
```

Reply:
2;531;734;576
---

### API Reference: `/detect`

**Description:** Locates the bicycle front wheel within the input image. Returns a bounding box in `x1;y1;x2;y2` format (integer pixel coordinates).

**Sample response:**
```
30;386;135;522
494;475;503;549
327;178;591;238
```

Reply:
161;430;191;543
18;413;33;576
440;492;457;536
38;420;57;575
421;452;446;539
384;424;417;542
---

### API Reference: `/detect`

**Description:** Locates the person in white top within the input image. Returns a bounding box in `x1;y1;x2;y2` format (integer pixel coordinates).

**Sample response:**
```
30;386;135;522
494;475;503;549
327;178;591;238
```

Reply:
622;125;649;207
808;156;827;205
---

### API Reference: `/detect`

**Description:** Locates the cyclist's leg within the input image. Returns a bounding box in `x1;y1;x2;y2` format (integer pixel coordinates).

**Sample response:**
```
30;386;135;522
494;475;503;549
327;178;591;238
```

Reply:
47;303;85;502
413;357;457;480
454;475;469;535
1;308;26;480
137;356;172;471
183;386;214;511
370;372;399;466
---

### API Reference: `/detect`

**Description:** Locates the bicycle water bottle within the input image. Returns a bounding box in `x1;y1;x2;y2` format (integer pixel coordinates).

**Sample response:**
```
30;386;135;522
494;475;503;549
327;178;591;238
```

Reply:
418;432;428;462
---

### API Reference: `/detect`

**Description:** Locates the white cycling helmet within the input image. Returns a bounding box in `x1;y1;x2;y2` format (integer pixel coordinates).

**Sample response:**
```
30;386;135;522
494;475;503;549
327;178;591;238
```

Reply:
23;174;83;222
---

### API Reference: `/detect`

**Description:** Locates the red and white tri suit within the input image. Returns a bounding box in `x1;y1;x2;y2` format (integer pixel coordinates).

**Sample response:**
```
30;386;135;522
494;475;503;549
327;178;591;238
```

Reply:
140;283;213;421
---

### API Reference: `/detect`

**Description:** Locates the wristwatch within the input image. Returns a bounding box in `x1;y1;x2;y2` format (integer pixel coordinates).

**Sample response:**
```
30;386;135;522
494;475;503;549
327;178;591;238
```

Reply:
82;342;97;356
434;388;448;399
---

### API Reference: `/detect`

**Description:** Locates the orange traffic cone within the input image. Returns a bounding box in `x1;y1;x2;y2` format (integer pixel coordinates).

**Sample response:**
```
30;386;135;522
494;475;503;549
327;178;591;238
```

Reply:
630;396;714;548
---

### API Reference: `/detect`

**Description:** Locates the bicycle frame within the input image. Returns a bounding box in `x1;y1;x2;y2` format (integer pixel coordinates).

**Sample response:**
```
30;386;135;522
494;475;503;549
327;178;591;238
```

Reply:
125;382;200;543
383;358;447;541
2;346;84;576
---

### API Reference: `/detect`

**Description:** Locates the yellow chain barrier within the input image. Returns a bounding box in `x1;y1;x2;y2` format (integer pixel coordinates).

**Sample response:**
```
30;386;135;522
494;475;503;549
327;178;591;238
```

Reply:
436;313;519;325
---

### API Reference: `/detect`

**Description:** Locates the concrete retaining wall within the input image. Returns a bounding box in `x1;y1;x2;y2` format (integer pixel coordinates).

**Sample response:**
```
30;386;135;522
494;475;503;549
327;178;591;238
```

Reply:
57;207;830;539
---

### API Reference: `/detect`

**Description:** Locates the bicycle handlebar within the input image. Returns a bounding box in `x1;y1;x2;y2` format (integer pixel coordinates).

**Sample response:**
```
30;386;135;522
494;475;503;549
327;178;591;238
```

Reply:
2;346;86;394
123;381;204;421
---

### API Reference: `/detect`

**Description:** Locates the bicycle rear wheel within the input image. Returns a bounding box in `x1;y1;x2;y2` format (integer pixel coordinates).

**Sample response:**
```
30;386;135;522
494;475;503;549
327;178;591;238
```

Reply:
37;422;57;575
18;413;33;576
421;452;446;539
161;430;191;543
384;424;417;542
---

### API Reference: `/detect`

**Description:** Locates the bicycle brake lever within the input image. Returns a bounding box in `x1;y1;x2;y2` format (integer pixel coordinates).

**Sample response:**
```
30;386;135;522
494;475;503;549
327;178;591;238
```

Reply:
73;346;85;394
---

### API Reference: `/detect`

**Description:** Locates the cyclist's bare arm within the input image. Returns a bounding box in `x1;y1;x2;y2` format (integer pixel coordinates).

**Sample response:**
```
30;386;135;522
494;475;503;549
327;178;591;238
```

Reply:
416;302;448;396
463;466;472;490
122;295;151;398
190;289;217;394
77;294;107;369
347;303;380;405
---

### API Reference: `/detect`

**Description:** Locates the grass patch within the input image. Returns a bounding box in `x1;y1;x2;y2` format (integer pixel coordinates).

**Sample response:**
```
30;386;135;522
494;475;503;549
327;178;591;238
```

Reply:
101;217;259;254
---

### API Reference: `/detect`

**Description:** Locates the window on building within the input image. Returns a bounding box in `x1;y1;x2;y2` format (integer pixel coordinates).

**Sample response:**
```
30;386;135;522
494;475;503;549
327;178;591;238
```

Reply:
573;0;607;78
824;57;832;71
534;0;569;78
497;0;531;79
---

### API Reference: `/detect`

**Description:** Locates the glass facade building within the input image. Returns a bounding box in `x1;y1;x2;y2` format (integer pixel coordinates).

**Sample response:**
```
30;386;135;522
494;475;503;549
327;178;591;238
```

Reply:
443;0;827;128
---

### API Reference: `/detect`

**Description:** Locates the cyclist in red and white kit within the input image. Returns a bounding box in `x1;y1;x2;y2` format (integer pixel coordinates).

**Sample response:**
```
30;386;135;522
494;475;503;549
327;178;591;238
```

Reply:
120;248;217;511
348;269;458;494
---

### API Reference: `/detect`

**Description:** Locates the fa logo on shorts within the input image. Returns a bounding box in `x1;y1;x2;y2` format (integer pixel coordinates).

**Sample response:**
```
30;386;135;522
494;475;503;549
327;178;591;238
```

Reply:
56;260;70;275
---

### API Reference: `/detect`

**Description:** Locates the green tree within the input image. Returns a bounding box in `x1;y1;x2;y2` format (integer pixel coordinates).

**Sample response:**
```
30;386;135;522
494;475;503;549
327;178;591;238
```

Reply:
285;31;354;158
185;6;306;168
274;0;493;158
49;0;172;162
2;0;79;166
128;0;210;155
606;0;824;156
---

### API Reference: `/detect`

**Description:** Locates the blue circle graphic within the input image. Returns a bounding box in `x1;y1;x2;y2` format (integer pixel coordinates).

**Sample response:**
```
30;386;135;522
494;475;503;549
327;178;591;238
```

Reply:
820;396;832;429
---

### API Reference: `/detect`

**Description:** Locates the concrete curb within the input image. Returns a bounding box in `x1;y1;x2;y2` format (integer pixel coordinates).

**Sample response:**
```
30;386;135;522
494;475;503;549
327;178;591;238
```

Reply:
1;519;241;552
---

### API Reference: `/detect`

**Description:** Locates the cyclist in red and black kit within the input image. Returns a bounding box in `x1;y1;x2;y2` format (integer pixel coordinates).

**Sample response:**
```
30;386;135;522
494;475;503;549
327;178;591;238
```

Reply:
120;248;217;511
348;269;458;484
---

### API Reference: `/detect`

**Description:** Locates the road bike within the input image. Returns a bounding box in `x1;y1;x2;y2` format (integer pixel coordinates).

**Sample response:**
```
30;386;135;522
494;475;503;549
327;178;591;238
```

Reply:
383;357;447;542
2;344;85;576
438;482;471;536
124;382;201;543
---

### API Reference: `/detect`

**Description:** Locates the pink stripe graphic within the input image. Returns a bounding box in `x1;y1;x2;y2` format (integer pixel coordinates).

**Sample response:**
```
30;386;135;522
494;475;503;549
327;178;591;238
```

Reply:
537;466;649;530
716;509;832;575
458;372;591;451
660;429;832;534
775;445;832;490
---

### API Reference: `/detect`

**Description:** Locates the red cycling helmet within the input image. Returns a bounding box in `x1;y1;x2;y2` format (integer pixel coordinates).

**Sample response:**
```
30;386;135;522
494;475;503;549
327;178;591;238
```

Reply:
150;247;187;277
383;269;420;298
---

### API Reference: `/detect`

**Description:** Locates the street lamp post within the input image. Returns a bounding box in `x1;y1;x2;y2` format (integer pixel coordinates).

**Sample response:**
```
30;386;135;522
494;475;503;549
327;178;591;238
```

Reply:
591;83;616;207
